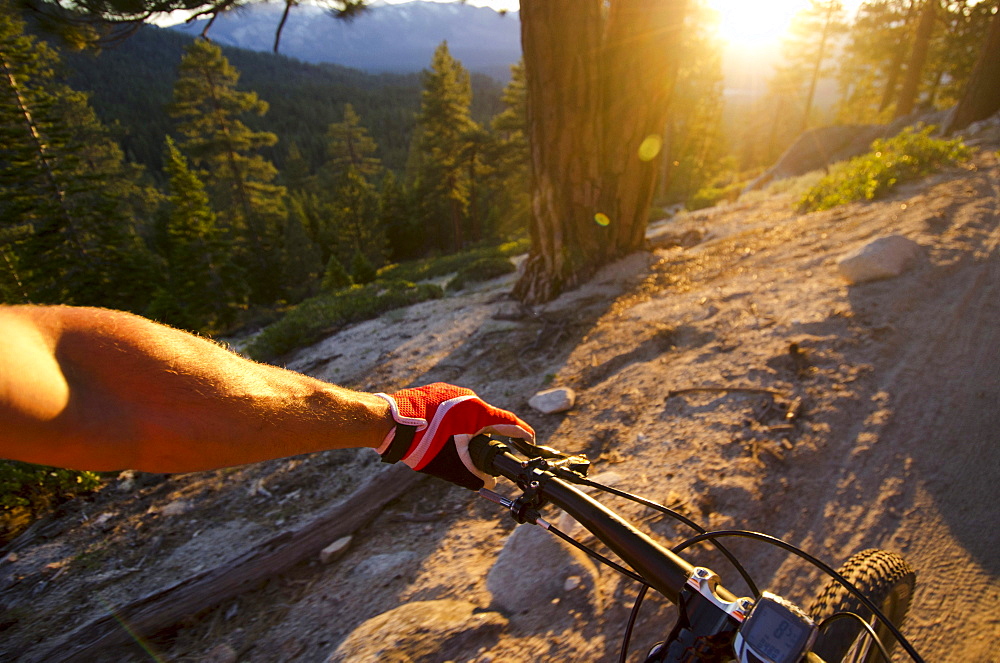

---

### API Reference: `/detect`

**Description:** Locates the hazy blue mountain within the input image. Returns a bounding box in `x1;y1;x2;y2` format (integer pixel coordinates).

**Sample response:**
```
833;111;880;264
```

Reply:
169;1;521;79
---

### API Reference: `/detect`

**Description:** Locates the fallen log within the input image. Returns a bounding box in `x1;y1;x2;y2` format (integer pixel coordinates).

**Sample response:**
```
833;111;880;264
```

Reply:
35;463;426;662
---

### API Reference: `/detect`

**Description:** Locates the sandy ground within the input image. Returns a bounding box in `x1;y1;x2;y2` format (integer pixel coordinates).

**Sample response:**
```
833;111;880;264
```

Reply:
1;148;997;663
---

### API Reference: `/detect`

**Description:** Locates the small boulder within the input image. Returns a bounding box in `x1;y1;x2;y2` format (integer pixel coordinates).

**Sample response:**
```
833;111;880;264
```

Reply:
326;600;506;663
319;535;352;564
486;523;600;614
528;387;576;414
837;235;922;284
353;551;419;585
158;499;193;517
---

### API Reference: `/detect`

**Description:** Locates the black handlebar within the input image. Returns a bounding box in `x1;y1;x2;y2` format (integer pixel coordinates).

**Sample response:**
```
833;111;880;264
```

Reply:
471;435;731;605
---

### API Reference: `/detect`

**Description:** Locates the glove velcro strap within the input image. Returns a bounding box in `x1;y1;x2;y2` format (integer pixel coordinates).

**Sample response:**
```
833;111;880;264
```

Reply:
380;424;417;464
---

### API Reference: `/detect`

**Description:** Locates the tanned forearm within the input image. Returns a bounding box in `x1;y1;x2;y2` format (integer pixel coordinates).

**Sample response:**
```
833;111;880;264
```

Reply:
0;305;393;473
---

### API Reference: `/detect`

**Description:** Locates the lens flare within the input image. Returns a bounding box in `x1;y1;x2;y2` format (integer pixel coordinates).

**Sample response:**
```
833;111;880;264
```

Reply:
594;213;611;227
638;135;662;162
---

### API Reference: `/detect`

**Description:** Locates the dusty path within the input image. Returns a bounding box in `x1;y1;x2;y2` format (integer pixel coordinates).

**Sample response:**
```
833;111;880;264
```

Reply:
1;151;997;662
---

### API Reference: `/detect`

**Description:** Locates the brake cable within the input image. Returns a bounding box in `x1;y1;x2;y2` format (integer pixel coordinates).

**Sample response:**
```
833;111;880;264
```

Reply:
671;530;925;663
479;439;924;663
816;612;894;663
570;475;760;598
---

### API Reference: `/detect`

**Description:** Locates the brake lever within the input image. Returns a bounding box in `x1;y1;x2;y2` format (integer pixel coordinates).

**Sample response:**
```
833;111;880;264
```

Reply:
506;436;591;479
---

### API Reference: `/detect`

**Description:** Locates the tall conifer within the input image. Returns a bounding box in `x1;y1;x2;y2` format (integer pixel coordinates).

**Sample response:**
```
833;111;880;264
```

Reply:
0;5;155;311
150;136;244;331
411;41;479;252
324;103;381;180
169;39;287;301
772;0;848;132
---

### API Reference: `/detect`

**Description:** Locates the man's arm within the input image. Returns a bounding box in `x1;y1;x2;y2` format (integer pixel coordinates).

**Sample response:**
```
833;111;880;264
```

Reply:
0;305;394;473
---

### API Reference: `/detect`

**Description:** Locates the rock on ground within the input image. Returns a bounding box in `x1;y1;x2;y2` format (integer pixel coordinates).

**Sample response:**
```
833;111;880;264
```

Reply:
486;523;601;615
528;388;576;414
837;234;922;284
326;600;507;663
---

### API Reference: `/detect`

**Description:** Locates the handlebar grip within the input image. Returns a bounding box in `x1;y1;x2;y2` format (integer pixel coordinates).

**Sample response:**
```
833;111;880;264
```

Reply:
469;434;505;477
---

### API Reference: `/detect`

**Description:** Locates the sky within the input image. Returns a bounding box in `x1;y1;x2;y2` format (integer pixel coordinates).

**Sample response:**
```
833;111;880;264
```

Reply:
389;0;866;51
158;0;867;53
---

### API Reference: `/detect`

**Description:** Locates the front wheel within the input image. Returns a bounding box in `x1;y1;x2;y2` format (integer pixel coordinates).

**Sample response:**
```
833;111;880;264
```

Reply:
807;548;916;663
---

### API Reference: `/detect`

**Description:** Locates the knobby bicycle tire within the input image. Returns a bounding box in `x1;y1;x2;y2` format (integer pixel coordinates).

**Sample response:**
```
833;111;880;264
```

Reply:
807;548;916;663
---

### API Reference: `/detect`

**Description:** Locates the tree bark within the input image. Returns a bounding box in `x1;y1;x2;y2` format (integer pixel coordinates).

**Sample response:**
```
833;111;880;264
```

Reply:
945;9;1000;134
894;0;938;119
801;1;838;133
513;0;687;305
878;2;918;114
599;0;688;255
513;0;603;304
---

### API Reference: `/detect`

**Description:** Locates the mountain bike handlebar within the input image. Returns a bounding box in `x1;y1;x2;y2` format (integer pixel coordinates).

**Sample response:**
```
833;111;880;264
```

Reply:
472;434;701;603
468;434;924;663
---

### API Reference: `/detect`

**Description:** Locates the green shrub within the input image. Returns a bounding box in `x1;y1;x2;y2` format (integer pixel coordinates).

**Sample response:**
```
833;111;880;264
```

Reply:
446;256;517;291
798;126;971;212
321;255;352;291
0;461;100;514
377;238;529;284
686;181;743;211
350;251;377;284
246;281;444;361
247;239;529;360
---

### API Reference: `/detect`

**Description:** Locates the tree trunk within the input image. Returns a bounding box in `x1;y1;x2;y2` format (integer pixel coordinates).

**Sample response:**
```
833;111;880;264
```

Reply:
599;0;688;253
945;9;1000;134
512;0;603;304
513;0;687;305
894;0;938;119
801;2;837;133
878;2;918;114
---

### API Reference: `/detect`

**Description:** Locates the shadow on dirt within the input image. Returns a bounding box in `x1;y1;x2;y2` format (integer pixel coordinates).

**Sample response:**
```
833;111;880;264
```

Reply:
809;201;1000;576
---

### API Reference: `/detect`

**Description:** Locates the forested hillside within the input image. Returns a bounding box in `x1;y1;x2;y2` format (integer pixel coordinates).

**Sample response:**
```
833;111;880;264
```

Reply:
3;6;524;342
54;25;504;178
167;1;521;79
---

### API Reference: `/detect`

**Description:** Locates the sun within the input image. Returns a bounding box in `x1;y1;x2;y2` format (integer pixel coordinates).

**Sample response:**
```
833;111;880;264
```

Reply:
706;0;811;50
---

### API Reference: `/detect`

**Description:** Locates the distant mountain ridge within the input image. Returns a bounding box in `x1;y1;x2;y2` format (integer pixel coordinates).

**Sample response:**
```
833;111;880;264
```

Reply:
169;1;521;79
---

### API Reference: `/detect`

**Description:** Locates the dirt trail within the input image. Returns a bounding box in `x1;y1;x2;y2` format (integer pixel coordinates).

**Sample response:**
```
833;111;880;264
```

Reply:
1;151;997;662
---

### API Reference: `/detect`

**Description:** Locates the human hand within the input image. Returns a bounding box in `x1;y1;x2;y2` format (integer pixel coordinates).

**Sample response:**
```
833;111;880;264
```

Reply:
374;383;534;490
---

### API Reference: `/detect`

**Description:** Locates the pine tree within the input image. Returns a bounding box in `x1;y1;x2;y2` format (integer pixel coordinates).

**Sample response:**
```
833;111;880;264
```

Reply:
773;0;849;132
324;103;381;180
659;2;727;205
321;253;352;291
894;0;938;118
837;0;995;121
349;250;376;284
282;141;312;191
490;60;528;179
920;0;996;109
0;6;156;311
280;201;323;302
488;60;530;238
946;7;1000;133
379;170;420;262
836;0;917;122
513;0;690;303
330;166;385;270
149;136;245;332
169;39;287;302
411;42;480;252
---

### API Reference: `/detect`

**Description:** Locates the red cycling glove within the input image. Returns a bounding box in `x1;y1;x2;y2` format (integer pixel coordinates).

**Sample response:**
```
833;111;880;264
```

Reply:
374;383;534;490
